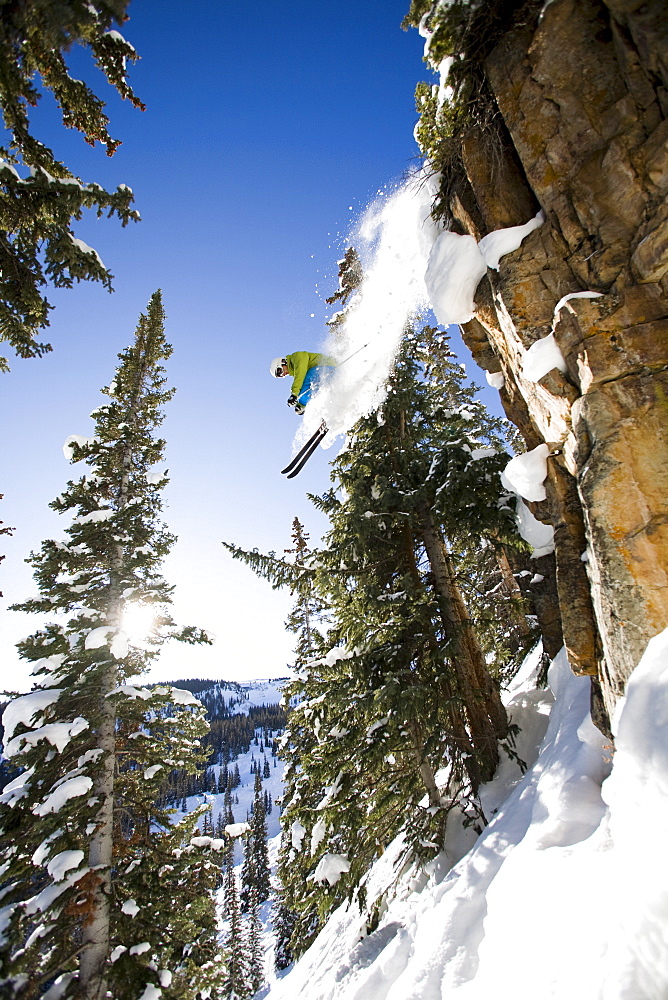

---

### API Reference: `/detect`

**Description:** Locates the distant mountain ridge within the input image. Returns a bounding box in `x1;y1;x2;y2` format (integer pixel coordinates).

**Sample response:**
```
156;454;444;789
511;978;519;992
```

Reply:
167;677;289;720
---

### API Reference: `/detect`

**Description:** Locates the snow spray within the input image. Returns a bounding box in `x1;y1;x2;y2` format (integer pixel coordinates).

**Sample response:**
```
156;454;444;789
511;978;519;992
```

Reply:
298;168;441;448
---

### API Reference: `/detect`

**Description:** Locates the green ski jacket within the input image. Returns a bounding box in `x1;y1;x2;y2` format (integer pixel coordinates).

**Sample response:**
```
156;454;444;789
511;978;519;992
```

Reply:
285;352;336;398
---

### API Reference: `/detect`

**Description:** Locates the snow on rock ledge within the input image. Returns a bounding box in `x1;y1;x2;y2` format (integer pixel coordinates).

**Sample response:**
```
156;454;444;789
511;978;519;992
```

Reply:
425;231;487;325
501;443;550;502
425;212;544;326
522;332;567;383
516;498;555;558
478;211;544;271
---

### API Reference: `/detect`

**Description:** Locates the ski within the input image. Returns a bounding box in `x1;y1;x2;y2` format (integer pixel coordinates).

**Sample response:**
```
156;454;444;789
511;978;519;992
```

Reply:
281;421;327;478
285;429;325;478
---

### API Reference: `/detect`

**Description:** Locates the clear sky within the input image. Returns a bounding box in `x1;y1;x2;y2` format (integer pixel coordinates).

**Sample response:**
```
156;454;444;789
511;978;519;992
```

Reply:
0;0;443;692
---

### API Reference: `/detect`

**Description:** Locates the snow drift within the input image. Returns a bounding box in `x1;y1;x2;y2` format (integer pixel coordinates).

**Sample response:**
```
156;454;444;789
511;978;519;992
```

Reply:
262;630;668;1000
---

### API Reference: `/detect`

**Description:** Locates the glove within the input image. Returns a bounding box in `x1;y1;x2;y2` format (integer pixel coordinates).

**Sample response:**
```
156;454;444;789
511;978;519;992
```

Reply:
294;404;305;415
287;395;298;407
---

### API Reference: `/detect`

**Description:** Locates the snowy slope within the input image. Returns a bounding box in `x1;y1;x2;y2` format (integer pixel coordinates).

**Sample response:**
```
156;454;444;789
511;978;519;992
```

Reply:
173;677;288;846
182;736;286;847
230;679;289;715
178;678;292;982
260;631;668;1000
175;678;289;716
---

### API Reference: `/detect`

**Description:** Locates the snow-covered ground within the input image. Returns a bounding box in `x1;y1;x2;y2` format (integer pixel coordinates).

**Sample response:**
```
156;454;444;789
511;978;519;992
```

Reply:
229;679;290;716
259;630;668;1000
174;680;287;850
183;738;285;849
177;681;290;982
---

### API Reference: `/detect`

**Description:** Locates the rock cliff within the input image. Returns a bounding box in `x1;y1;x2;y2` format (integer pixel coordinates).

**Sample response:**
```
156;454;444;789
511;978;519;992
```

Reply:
441;0;667;720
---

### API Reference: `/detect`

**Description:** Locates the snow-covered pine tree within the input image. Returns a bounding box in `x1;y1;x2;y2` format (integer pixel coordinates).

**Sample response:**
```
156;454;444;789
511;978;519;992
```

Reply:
325;246;363;332
271;820;298;974
103;693;226;1000
220;858;249;999
225;328;531;956
245;887;265;996
0;0;145;366
412;324;538;682
0;291;222;1000
272;892;296;972
283;517;326;666
224;517;326;957
241;771;270;911
251;770;271;903
240;816;255;913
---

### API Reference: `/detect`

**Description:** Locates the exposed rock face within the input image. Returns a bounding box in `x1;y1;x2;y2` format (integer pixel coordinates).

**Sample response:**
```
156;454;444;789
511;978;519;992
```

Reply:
454;0;667;718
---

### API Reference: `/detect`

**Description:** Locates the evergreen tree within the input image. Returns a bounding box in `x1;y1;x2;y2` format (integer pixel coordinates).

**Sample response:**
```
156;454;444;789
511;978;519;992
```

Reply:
105;702;226;1000
245;888;265;996
226;328;531;956
283;516;327;664
220;861;249;999
0;494;14;595
219;786;236;876
0;0;145;365
272;896;296;972
272;825;296;973
325;246;363;331
241;771;270;911
218;764;228;793
225;519;323;955
240;819;255;913
0;292;222;999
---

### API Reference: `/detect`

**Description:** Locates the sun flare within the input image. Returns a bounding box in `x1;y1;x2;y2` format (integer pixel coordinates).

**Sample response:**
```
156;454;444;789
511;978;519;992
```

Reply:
121;602;159;648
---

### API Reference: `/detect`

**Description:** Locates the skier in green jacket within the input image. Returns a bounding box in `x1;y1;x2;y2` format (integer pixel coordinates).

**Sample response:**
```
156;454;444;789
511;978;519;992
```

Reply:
269;351;336;414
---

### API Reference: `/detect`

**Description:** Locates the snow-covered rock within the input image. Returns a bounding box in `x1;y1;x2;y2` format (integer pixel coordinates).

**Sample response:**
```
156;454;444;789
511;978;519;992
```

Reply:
501;443;550;502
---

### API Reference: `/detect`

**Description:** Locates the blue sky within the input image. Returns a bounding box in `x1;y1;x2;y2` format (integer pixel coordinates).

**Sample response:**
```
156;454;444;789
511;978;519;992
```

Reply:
0;0;443;689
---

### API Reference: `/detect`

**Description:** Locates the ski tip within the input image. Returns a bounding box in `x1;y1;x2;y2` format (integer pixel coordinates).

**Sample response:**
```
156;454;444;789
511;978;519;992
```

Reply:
280;423;328;476
280;425;328;478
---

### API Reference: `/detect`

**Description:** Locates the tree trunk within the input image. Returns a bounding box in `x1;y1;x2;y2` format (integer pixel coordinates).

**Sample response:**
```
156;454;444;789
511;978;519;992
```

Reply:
418;502;507;783
495;545;532;636
79;668;116;1000
383;417;503;788
407;719;441;810
81;403;137;995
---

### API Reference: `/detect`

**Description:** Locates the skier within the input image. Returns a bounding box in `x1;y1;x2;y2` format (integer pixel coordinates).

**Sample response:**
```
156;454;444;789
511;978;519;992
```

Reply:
269;352;336;414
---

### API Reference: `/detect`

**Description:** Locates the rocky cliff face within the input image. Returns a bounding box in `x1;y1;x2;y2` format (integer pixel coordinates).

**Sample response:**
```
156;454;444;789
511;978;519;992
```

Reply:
450;0;667;720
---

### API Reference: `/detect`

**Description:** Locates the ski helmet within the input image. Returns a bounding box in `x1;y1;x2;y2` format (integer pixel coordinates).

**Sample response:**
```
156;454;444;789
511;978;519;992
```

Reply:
270;357;287;378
